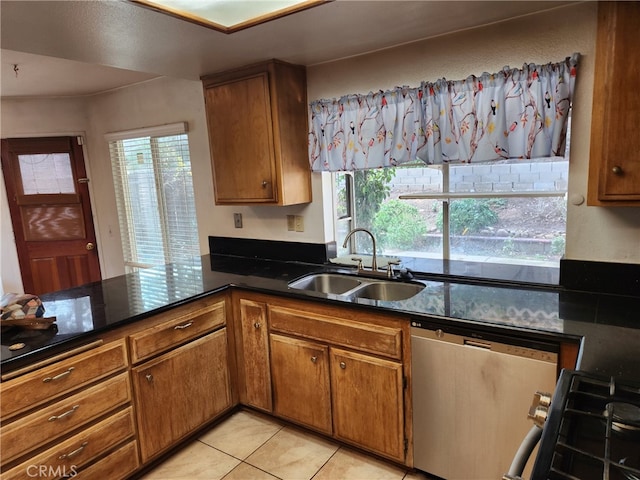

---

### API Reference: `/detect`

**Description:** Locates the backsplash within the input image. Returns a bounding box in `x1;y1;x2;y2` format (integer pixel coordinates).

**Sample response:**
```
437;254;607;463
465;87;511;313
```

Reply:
560;259;640;297
209;236;336;264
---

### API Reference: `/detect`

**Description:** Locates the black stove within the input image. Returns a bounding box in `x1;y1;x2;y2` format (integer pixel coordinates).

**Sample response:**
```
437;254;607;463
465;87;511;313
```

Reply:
532;370;640;480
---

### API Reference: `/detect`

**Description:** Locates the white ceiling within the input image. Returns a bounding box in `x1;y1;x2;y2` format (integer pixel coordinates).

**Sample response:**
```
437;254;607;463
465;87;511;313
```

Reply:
1;0;576;98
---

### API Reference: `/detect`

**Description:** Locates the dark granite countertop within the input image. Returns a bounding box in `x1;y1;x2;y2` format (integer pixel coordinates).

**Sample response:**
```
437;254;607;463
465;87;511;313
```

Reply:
2;254;639;382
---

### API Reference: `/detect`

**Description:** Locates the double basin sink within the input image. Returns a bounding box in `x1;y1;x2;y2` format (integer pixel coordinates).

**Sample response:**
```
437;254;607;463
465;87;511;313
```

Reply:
288;272;425;301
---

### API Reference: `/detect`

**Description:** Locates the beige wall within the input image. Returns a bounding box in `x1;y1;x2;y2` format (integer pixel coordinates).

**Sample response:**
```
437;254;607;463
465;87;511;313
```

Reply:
306;2;639;265
2;2;638;292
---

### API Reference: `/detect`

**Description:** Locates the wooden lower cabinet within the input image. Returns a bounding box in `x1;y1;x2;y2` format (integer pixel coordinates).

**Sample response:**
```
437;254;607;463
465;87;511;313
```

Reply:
331;348;405;462
259;293;411;465
0;340;135;479
132;329;232;462
3;407;137;480
235;296;272;411
270;332;406;462
74;440;139;480
270;334;332;434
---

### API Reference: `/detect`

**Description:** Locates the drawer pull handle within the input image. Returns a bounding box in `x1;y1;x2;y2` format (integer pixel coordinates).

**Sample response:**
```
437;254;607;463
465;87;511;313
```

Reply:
311;356;317;363
254;322;261;329
43;367;75;383
340;362;346;369
48;405;79;422
174;322;193;330
59;441;88;460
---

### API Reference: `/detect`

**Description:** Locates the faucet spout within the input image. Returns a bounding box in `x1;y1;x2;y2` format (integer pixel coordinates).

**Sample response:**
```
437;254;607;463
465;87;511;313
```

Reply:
342;228;378;272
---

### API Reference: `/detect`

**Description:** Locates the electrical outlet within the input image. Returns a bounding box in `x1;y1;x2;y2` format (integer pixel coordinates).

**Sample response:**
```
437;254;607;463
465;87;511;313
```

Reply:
286;215;295;231
233;213;243;228
294;215;304;232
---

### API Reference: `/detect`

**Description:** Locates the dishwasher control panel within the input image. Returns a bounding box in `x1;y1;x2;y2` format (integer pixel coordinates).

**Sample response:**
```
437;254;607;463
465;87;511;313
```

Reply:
411;319;558;363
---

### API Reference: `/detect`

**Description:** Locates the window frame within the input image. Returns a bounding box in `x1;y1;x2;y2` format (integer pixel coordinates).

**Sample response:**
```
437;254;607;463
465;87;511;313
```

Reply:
334;160;567;268
105;122;200;273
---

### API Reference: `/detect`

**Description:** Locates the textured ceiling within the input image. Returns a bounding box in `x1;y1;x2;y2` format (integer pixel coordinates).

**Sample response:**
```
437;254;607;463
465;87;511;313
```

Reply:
1;0;576;98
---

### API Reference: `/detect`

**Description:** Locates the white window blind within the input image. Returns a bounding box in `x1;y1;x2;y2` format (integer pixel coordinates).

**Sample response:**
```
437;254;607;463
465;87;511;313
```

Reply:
106;123;200;272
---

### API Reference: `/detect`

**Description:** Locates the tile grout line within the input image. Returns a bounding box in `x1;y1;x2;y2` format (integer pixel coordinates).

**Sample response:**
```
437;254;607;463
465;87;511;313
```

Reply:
309;445;343;480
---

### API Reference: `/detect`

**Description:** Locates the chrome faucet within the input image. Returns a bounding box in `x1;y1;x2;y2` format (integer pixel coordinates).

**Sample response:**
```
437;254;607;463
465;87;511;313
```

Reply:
342;228;378;272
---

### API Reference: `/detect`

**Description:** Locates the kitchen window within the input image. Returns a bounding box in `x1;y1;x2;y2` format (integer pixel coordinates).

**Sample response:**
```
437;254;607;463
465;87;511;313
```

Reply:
334;150;569;275
106;122;199;273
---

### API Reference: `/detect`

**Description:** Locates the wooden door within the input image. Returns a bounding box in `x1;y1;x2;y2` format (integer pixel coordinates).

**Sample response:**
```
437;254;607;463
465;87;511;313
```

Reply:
131;329;231;462
270;334;332;434
1;137;101;294
237;298;272;411
330;347;405;462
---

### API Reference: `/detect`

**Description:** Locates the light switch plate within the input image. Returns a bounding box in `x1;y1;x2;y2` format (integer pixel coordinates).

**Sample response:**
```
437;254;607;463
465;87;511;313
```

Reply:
294;215;304;232
234;213;243;228
286;215;295;231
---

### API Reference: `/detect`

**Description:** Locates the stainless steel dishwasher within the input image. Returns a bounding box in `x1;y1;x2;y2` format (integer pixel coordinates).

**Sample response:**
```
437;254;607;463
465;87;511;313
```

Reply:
411;318;558;480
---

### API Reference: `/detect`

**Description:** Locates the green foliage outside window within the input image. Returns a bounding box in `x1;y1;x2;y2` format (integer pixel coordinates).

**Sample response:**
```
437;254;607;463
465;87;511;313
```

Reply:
353;168;395;231
373;200;427;250
436;198;503;235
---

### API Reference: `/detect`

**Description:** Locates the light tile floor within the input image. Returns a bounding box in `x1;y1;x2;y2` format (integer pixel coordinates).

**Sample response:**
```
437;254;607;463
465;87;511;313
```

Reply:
141;409;431;480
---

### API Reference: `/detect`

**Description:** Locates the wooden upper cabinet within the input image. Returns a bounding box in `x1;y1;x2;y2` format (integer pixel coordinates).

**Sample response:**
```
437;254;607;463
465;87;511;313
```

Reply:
587;1;640;205
202;60;312;205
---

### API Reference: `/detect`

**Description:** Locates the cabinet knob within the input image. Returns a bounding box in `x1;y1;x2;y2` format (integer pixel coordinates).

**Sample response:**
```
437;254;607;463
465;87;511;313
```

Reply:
86;242;95;251
261;180;268;188
311;356;317;363
612;165;623;175
146;374;153;383
254;322;261;329
340;361;346;369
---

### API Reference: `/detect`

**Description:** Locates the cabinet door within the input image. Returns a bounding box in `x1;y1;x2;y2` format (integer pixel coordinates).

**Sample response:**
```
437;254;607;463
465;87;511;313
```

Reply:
238;298;272;411
330;348;405;462
205;73;277;203
588;2;640;204
270;334;332;434
132;329;231;462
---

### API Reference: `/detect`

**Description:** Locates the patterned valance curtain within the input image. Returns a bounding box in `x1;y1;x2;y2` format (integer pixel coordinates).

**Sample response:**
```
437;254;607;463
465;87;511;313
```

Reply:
308;53;578;172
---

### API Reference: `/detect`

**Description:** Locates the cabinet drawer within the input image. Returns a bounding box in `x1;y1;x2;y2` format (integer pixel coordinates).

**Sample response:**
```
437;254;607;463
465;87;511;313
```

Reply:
2;407;136;480
74;440;139;480
269;306;402;360
129;300;226;363
0;341;128;421
1;372;131;466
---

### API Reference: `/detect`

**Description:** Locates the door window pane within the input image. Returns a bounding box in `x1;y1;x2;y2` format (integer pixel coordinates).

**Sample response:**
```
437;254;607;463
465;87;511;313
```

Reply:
18;153;75;194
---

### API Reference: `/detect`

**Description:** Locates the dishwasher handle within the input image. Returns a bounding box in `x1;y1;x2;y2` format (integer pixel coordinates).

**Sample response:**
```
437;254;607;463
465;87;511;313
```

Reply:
464;339;492;350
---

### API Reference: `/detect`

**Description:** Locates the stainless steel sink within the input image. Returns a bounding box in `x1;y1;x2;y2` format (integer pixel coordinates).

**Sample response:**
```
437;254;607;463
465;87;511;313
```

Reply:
287;273;363;295
347;281;425;301
288;272;425;301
